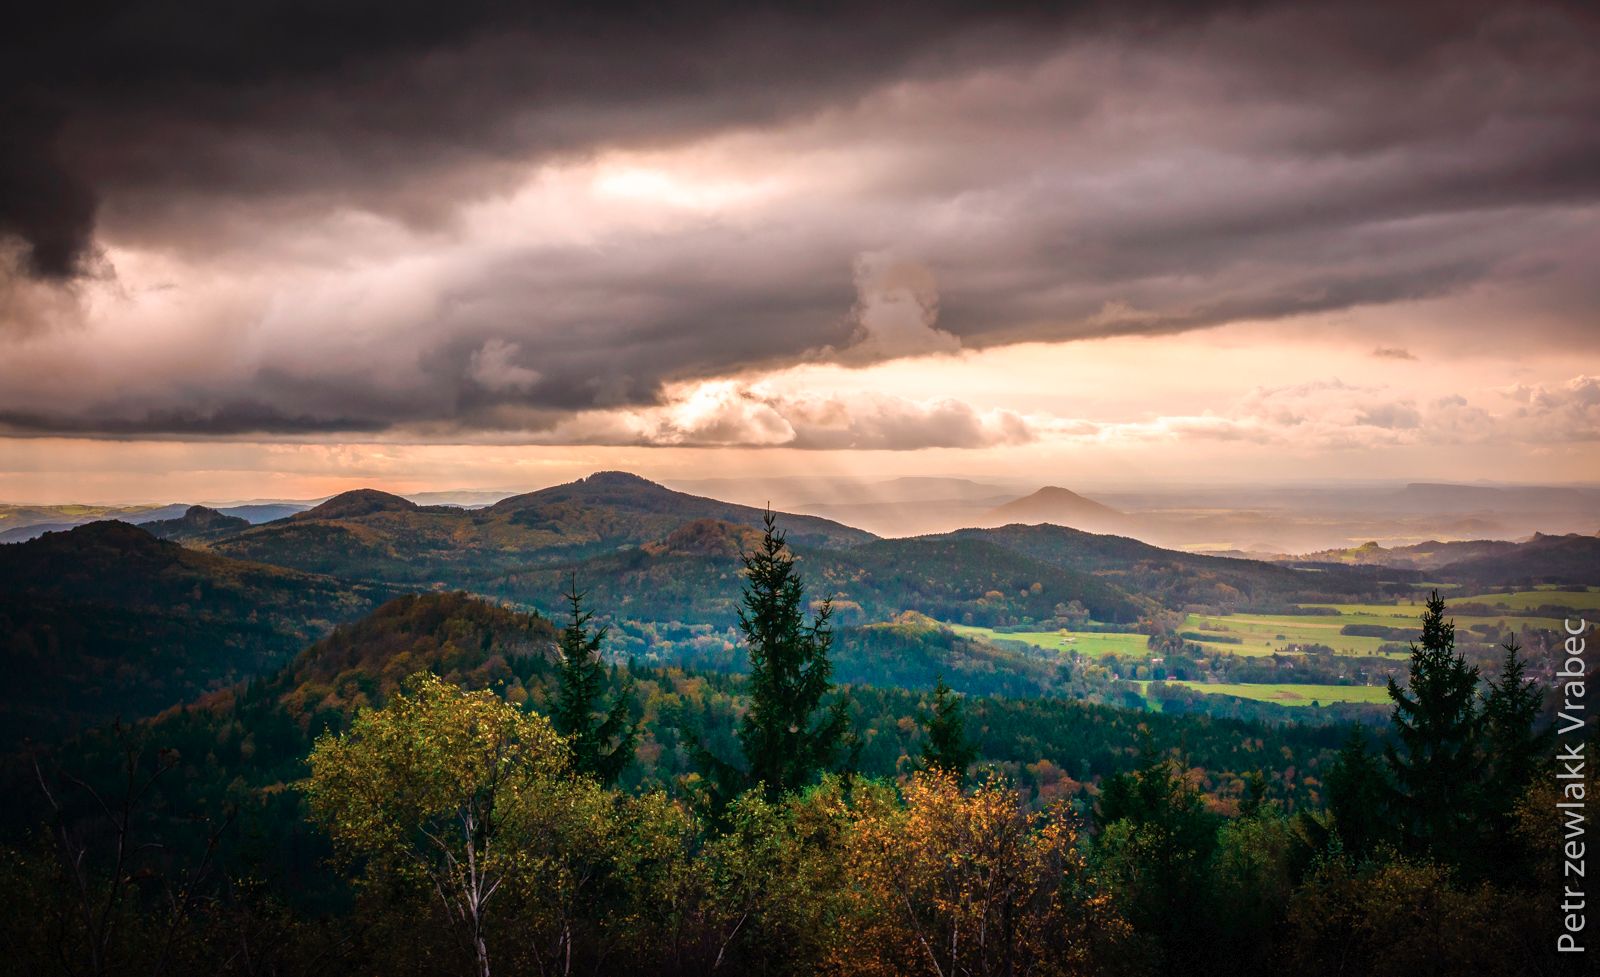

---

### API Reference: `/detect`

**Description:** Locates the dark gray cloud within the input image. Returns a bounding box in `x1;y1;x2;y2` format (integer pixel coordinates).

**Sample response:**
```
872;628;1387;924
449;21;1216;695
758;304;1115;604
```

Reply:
0;402;386;437
4;0;1195;277
0;0;1596;438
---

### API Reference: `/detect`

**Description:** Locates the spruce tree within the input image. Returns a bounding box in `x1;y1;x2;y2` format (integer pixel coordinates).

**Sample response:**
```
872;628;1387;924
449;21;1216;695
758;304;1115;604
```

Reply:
1384;591;1481;866
1238;771;1270;819
920;675;977;781
736;509;849;799
1095;732;1217;974
553;577;638;786
1097;732;1210;836
1481;638;1550;876
1483;639;1547;801
1324;728;1389;861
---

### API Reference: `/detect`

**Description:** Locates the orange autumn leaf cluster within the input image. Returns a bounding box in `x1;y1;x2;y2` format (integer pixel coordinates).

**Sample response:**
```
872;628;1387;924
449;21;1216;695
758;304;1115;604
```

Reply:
830;769;1129;977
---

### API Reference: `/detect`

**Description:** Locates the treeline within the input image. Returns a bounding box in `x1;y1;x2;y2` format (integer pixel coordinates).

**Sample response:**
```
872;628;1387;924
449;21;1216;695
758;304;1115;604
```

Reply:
0;593;1348;908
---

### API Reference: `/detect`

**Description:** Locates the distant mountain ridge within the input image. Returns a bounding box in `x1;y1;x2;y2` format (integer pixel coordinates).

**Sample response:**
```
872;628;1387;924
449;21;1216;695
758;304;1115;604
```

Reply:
205;471;874;583
485;472;873;540
1292;538;1520;570
144;505;251;543
1434;532;1600;586
0;499;310;544
0;502;190;543
169;473;1423;621
1286;532;1600;583
0;521;79;543
935;523;1415;606
1391;482;1600;514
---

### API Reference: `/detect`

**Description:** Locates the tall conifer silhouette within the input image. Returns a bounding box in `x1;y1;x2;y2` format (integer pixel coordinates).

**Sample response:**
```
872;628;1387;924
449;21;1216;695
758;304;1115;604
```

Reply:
553;577;638;785
735;510;849;799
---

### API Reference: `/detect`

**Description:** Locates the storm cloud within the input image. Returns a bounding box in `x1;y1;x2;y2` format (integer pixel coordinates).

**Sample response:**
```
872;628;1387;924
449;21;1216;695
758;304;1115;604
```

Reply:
1;0;1597;440
1;0;1121;277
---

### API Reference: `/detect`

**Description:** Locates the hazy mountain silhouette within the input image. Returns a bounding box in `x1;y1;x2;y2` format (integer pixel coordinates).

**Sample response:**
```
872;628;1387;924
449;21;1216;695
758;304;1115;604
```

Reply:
978;486;1130;534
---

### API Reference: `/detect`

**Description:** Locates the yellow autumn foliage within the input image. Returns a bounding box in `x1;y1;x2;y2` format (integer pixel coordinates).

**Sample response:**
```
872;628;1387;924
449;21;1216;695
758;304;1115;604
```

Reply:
828;769;1129;977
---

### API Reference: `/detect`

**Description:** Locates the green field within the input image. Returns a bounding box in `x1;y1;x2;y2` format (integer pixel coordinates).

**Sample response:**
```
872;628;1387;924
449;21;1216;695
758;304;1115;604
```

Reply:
1188;590;1573;658
948;624;1150;659
1454;588;1600;612
950;590;1578;665
1180;613;1396;657
1302;589;1589;618
1138;680;1392;707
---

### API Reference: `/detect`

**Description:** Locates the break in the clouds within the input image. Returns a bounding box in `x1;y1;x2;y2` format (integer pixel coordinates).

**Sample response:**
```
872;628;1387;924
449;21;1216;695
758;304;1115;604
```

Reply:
547;382;1035;451
1;0;1598;449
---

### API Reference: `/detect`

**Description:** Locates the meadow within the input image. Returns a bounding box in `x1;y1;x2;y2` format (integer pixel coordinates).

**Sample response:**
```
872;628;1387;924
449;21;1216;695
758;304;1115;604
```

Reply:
947;623;1151;659
1180;613;1396;657
1451;587;1600;611
949;591;1576;666
1137;680;1393;707
1186;591;1574;658
944;589;1578;714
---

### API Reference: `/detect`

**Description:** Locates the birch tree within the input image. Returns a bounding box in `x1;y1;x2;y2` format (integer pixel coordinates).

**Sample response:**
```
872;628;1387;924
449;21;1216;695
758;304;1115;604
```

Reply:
305;673;567;977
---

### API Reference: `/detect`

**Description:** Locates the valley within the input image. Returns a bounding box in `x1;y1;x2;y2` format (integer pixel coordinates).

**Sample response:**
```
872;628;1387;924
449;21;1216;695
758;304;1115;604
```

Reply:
5;471;1591;743
1;470;1592;976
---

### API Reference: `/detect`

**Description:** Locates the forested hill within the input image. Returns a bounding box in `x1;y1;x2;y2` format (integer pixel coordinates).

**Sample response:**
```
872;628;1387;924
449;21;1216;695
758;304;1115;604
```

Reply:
487;471;871;547
1;533;1573;977
474;522;1151;627
2;592;1350;889
190;473;1168;624
177;471;1412;623
938;523;1415;605
0;520;390;747
266;591;558;712
143;504;251;543
206;471;873;582
1433;531;1600;586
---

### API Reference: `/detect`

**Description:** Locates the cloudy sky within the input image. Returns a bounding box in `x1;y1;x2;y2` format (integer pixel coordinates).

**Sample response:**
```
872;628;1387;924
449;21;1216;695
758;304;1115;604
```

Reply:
2;0;1597;502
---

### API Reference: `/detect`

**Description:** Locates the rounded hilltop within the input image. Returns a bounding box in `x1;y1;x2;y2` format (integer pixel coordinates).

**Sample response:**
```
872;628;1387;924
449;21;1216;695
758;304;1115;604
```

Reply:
298;489;419;520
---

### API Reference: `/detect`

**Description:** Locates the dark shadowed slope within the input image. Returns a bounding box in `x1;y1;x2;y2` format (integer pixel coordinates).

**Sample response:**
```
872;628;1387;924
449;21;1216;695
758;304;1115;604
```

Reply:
0;521;390;747
0;594;562;874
